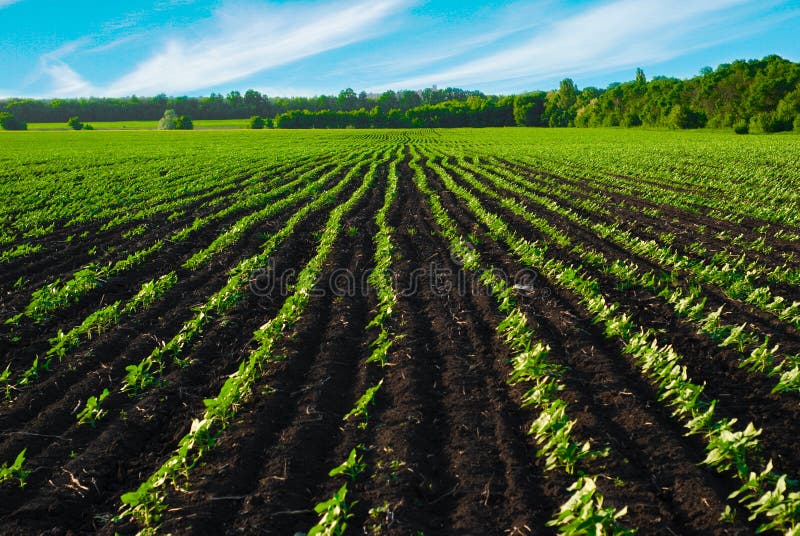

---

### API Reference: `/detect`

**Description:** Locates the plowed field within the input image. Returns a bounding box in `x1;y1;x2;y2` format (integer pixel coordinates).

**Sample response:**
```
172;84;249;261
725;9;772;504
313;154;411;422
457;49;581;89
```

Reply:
2;129;800;535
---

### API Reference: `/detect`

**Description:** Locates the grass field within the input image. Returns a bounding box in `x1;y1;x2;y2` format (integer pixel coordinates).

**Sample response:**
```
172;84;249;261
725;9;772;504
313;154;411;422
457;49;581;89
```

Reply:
1;128;800;534
26;118;251;130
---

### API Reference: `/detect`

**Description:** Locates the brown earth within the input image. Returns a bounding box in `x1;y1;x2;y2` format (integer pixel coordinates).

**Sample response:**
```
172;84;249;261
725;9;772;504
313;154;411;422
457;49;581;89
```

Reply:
2;146;797;535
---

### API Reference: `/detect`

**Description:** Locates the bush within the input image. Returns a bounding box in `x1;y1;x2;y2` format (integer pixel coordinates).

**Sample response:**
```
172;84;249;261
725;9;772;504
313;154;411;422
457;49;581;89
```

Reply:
622;113;642;127
733;120;749;134
512;92;546;126
158;109;178;130
175;115;193;130
0;112;26;130
667;105;707;129
750;112;792;133
794;115;800;132
82;124;94;131
67;116;84;130
249;115;265;129
601;114;620;127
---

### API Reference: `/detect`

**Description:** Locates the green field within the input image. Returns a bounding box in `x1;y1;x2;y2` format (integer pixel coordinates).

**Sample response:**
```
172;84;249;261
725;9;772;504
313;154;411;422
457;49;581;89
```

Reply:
2;128;800;534
25;118;251;130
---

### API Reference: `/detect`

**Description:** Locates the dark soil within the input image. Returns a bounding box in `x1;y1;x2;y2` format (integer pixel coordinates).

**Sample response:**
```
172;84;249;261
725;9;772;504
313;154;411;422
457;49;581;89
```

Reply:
1;145;796;535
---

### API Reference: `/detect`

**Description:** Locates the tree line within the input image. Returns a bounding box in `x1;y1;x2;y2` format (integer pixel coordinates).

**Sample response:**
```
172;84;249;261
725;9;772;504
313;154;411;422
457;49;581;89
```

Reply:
2;55;799;132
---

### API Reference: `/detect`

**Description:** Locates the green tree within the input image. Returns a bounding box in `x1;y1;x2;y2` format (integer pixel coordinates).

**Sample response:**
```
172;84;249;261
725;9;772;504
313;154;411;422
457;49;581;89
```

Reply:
377;90;398;112
750;111;791;133
226;91;243;108
513;92;546;126
244;89;268;116
248;115;265;129
544;78;579;127
67;116;83;130
158;109;178;130
369;106;386;128
397;90;422;110
621;112;642;127
175;115;193;130
0;112;26;130
337;88;358;111
667;105;707;129
775;87;800;124
387;109;408;127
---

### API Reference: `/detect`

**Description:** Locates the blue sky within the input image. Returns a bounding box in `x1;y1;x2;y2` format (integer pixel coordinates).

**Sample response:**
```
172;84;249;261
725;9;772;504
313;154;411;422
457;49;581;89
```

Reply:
1;0;798;98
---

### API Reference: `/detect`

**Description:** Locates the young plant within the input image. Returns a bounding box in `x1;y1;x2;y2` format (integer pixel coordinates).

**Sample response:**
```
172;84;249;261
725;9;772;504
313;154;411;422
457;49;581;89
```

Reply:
116;153;390;531
0;449;30;488
308;484;352;536
547;477;633;535
328;447;366;482
530;400;603;474
19;356;49;386
76;388;110;426
343;381;383;429
0;364;11;398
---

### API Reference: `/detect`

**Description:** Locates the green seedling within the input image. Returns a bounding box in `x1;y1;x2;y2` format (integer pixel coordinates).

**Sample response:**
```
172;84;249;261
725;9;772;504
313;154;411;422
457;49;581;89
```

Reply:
343;380;383;429
547;477;633;535
328;448;366;482
0;449;30;488
0;364;11;398
77;388;109;426
308;484;353;536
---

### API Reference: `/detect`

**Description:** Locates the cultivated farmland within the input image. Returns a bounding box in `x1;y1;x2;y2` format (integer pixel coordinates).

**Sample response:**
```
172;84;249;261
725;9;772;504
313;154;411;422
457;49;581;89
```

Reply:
1;128;800;535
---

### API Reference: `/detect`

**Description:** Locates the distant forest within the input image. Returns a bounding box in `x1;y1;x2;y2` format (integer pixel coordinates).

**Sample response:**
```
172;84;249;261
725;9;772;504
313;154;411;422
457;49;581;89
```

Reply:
2;55;799;132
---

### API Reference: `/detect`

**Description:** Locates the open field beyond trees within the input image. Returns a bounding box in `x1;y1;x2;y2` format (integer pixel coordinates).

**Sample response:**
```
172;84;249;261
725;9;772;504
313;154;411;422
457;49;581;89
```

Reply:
1;128;800;534
24;119;251;131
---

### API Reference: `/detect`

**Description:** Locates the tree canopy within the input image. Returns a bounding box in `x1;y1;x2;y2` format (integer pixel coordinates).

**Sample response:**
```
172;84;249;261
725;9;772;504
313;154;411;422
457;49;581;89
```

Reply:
67;116;84;130
158;109;178;130
0;112;26;130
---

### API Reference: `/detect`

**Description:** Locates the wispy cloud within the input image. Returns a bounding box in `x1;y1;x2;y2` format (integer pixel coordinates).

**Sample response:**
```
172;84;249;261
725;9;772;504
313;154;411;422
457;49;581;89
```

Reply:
84;34;144;55
387;0;756;90
317;1;563;93
42;62;95;96
22;0;796;98
95;0;410;96
41;37;93;63
102;11;147;33
35;37;97;96
154;0;198;9
354;3;554;87
0;0;22;9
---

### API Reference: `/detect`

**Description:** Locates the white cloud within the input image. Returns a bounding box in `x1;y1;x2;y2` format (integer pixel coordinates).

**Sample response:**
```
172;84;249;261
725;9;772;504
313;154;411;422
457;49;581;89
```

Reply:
388;0;755;89
97;0;410;96
84;34;143;55
41;37;92;62
42;62;96;96
102;11;147;33
37;37;98;97
29;0;791;98
0;0;22;9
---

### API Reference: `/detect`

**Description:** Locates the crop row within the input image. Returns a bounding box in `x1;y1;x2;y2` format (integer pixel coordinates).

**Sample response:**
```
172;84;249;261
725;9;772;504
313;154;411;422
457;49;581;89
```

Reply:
0;154;370;400
117;150;394;532
439;155;800;396
423;150;800;533
306;149;402;534
411;147;633;534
